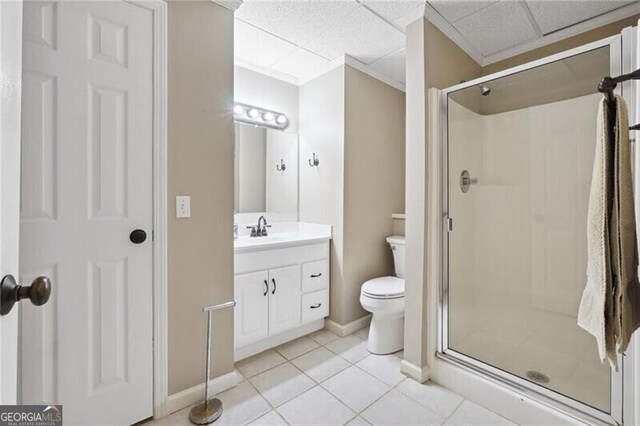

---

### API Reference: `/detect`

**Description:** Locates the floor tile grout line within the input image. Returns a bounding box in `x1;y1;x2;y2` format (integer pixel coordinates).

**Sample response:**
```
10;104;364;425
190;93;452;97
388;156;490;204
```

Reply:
239;329;466;426
240;355;289;380
443;398;466;422
355;383;397;418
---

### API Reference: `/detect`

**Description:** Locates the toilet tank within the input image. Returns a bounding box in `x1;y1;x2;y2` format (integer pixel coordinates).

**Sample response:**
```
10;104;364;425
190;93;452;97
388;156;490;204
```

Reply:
386;236;405;278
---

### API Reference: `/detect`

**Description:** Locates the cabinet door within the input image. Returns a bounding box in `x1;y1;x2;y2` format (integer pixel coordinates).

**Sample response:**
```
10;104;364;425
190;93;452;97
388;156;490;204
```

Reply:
235;270;269;347
268;265;302;336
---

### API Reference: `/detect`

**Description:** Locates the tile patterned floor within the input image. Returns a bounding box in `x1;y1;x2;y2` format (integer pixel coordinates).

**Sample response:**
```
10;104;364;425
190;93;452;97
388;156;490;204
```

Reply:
150;327;515;426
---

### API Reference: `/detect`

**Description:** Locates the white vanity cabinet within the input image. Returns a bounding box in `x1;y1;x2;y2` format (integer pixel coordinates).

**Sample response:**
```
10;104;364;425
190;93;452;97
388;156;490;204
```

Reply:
234;239;330;360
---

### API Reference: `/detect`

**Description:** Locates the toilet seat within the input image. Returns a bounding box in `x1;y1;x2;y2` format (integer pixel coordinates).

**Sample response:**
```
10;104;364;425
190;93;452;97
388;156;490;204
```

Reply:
361;276;405;300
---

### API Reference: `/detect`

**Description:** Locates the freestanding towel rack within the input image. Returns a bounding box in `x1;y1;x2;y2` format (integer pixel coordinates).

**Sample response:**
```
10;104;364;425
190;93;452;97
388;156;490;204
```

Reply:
190;300;236;425
597;68;640;131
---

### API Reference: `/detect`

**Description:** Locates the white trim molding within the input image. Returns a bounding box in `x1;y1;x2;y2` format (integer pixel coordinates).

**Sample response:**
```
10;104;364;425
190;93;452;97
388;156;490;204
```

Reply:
299;55;405;92
151;0;169;418
400;360;430;383
239;54;407;93
325;315;371;338
127;0;169;419
165;370;242;416
213;0;242;12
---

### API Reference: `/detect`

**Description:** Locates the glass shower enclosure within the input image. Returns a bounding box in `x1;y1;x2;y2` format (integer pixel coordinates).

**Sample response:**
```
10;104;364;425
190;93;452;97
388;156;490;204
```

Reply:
440;34;632;425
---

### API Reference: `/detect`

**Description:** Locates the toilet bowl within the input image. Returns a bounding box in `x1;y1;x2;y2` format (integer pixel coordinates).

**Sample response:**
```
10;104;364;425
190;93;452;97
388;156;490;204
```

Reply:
360;236;405;354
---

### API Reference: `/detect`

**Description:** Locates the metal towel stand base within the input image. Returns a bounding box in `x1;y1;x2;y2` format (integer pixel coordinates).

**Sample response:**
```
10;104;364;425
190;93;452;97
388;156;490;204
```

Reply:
189;301;236;425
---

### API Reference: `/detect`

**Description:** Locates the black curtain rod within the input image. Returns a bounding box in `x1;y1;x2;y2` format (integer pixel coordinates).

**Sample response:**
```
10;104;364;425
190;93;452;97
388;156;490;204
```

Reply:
597;68;640;130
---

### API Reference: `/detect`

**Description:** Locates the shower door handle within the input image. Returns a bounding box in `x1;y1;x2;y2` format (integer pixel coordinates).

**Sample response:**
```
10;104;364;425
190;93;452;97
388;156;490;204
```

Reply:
460;170;478;193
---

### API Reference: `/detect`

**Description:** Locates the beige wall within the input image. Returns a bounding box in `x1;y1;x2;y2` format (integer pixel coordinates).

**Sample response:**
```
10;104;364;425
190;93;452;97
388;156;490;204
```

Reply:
392;218;405;236
299;64;405;326
342;66;406;324
404;18;482;370
167;1;235;395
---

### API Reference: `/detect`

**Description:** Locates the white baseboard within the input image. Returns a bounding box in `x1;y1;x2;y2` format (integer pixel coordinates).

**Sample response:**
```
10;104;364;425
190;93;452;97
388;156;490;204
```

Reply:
163;370;242;417
234;319;325;361
325;315;371;337
401;359;430;383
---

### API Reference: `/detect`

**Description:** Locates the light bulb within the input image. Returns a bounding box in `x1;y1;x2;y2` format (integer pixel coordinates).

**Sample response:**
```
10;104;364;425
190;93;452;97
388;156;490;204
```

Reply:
263;112;274;121
276;115;287;125
233;105;243;115
248;109;259;119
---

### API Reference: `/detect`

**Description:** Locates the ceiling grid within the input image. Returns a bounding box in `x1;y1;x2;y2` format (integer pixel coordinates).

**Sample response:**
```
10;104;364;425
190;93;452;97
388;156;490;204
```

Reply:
234;0;639;87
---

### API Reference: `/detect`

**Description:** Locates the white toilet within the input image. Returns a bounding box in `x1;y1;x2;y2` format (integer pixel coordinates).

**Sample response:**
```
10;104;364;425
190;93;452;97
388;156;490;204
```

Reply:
360;236;405;354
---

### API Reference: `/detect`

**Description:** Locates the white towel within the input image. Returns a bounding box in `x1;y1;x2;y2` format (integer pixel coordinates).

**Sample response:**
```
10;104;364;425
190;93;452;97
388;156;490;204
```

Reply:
578;95;640;370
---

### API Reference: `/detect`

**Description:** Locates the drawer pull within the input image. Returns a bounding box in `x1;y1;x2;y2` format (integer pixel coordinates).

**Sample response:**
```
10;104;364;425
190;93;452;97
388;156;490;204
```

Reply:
272;278;277;294
310;273;322;278
310;303;322;309
263;280;268;296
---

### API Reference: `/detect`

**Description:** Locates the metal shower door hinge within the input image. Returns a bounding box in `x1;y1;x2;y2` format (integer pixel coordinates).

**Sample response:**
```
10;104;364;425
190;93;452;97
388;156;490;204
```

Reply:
447;217;453;232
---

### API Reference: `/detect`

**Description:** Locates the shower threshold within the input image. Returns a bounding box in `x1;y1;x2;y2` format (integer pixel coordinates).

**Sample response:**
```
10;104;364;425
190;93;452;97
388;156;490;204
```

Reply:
435;350;619;426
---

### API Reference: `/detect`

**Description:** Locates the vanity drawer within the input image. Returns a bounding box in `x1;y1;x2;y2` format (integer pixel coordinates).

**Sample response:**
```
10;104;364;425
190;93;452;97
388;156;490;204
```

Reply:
301;289;329;323
302;259;329;293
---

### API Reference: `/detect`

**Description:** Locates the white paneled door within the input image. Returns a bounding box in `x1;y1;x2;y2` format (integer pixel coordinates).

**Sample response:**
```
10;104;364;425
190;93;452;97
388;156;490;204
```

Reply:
20;1;153;424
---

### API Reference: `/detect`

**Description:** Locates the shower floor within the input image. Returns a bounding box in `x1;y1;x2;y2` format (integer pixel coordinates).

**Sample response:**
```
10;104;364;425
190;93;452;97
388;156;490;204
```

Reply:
449;303;610;413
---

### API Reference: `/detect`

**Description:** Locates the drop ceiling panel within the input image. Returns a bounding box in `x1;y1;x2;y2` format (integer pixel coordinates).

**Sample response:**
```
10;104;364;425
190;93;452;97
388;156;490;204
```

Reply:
235;20;298;68
454;1;539;56
362;1;425;22
304;6;405;64
525;0;634;34
428;0;498;23
236;0;360;47
369;49;406;84
272;48;331;80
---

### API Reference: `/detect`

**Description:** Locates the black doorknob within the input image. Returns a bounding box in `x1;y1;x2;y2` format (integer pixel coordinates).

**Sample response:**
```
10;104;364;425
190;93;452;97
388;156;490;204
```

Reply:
130;229;147;244
1;275;52;316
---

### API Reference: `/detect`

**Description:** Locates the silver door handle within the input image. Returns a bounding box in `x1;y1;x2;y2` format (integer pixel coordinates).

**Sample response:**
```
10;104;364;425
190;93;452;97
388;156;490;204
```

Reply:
1;275;52;315
460;170;478;193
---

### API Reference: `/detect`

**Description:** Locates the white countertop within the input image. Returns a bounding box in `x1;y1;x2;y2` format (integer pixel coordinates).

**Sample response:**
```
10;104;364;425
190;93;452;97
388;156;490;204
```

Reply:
234;222;332;253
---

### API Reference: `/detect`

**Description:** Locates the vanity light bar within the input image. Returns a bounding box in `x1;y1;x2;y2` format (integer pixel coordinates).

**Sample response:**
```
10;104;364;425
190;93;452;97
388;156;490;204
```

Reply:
233;102;289;130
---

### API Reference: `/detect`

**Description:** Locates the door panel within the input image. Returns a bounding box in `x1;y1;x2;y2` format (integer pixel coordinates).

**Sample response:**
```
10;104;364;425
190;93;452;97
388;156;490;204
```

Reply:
234;271;269;347
268;265;301;336
20;2;153;423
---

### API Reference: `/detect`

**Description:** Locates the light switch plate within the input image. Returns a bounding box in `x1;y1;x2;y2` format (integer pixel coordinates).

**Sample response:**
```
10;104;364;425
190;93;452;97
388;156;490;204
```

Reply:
176;195;191;218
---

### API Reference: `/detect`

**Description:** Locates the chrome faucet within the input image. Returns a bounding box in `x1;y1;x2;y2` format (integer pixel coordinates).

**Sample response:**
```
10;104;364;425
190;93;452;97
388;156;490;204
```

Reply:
257;216;271;237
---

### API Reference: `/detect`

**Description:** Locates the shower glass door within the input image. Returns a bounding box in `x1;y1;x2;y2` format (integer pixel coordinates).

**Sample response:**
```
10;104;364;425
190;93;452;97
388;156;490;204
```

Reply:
442;38;625;423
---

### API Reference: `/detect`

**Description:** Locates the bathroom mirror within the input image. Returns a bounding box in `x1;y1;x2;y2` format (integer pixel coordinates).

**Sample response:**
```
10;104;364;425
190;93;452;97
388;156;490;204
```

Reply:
234;123;298;215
